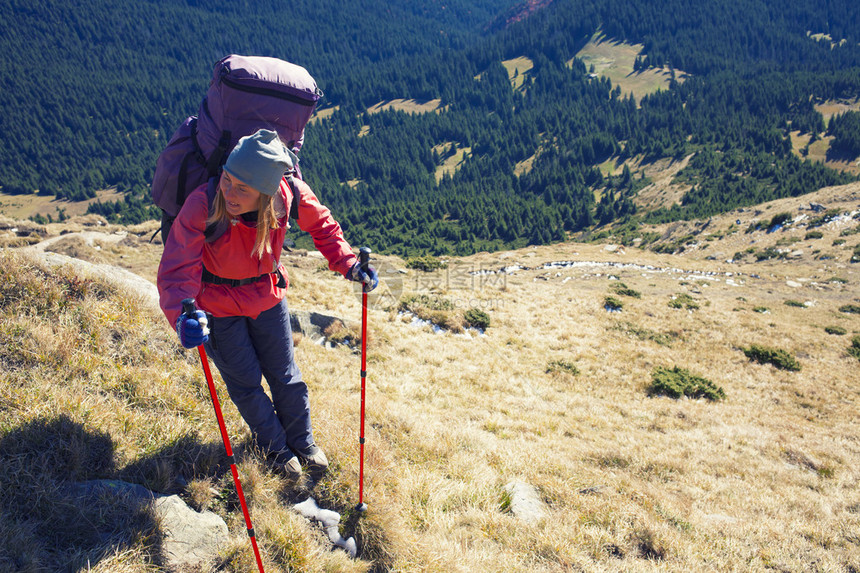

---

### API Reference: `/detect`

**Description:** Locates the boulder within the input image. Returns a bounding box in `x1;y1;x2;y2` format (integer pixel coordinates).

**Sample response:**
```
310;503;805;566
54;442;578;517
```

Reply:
70;480;229;571
155;494;230;571
503;480;546;524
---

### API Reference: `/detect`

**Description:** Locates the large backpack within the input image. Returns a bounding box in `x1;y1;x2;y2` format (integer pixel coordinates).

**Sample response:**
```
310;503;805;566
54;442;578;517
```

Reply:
151;54;323;241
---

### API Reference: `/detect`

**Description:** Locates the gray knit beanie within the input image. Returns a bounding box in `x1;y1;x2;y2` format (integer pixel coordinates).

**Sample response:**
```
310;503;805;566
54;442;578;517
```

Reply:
223;129;298;196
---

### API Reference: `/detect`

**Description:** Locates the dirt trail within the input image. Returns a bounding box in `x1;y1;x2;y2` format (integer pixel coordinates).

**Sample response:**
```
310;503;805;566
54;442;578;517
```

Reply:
20;231;161;310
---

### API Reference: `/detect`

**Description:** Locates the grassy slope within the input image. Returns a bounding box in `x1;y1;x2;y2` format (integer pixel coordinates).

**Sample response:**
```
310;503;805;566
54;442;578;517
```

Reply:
0;182;858;571
572;33;686;103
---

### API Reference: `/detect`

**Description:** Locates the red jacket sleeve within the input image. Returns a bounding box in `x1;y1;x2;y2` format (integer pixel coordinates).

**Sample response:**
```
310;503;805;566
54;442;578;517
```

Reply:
157;186;209;327
293;178;357;276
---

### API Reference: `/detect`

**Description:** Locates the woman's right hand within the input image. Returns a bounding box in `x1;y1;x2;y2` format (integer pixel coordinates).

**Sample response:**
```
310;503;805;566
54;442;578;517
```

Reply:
176;310;210;348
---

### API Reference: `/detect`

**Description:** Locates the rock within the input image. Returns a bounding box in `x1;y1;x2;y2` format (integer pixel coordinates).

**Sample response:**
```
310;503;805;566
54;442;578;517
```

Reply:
69;479;155;502
504;480;546;524
290;310;349;345
786;280;802;288
155;494;229;570
25;249;161;310
68;481;229;570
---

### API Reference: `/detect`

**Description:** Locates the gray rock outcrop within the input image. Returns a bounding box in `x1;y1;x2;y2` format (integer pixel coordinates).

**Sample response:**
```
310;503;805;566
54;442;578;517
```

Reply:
504;480;547;524
155;494;230;571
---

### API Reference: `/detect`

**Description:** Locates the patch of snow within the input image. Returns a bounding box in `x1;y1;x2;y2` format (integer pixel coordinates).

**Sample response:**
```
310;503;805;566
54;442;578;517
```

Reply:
398;311;485;337
399;311;445;334
293;498;357;558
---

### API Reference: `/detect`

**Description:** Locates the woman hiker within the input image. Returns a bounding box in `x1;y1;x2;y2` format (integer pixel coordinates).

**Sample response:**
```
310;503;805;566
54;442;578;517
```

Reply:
157;128;378;478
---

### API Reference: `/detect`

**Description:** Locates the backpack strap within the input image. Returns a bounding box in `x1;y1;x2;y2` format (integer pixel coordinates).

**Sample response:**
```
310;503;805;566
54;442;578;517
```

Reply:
285;175;300;220
177;118;208;208
206;129;232;178
204;176;228;242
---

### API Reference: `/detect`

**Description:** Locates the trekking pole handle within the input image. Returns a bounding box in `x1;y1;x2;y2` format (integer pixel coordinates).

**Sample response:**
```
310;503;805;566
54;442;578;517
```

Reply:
359;247;371;273
182;298;197;316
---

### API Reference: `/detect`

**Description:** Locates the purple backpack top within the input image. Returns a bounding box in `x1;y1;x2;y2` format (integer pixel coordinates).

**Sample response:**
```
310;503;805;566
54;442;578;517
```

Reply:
151;54;323;237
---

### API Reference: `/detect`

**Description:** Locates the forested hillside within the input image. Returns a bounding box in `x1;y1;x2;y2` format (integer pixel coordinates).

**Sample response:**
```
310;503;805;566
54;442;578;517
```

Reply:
3;0;860;255
0;0;517;199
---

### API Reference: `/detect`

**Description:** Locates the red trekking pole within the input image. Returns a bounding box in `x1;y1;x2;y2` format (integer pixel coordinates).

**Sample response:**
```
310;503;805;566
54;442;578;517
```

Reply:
356;247;371;513
182;298;266;573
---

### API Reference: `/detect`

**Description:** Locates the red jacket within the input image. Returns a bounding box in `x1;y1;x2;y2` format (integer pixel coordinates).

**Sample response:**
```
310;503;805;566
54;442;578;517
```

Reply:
158;177;357;327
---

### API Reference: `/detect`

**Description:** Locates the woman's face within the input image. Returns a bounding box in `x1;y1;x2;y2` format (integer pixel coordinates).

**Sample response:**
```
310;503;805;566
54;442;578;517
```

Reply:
220;171;261;216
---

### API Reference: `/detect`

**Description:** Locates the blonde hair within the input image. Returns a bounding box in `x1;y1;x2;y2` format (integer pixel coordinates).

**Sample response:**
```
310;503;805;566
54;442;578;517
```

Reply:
208;187;280;259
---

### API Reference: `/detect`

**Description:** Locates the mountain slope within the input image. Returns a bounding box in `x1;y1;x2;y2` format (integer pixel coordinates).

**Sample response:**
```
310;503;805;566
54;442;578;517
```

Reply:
1;187;858;569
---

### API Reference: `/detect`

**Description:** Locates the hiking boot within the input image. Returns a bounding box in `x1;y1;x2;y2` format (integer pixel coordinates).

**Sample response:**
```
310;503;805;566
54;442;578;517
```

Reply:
296;444;329;472
268;449;302;478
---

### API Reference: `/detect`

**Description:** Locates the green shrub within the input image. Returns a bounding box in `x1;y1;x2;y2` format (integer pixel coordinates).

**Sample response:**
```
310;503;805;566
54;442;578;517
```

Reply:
648;366;725;401
604;296;624;311
753;306;769;313
755;247;785;261
784;300;805;308
546;359;579;376
825;326;847;335
668;293;699;310
839;304;860;314
464;308;490;330
742;344;801;371
849;336;860;361
852;244;860;263
827;277;848;284
767;212;793;229
804;230;824;240
775;236;800;246
807;208;842;228
612;321;678;346
611;282;642;298
405;255;447;272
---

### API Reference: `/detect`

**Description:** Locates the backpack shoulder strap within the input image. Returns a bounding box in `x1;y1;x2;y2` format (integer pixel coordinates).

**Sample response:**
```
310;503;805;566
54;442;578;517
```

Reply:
176;117;208;208
204;176;229;243
285;175;300;220
206;129;232;178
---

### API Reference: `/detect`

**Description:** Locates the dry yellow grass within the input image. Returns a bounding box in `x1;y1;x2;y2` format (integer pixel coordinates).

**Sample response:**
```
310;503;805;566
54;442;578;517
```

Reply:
790;130;860;175
433;142;473;182
502;57;534;91
572;33;688;104
814;99;860;123
365;99;443;115
310;106;340;124
1;184;859;571
0;187;125;221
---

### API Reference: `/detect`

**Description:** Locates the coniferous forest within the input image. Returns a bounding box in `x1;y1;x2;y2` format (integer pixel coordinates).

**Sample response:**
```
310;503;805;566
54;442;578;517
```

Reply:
2;0;860;255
